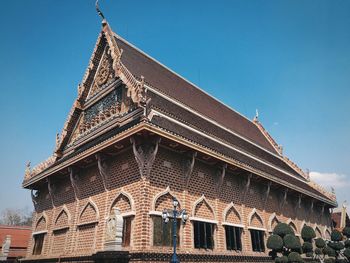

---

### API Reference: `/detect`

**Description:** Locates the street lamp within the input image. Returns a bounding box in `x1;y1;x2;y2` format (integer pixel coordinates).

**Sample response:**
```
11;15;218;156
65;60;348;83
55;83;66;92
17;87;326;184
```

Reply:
162;197;188;263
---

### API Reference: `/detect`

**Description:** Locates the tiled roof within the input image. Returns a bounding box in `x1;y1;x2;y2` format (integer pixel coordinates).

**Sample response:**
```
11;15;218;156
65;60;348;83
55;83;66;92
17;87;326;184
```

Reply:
115;36;278;154
149;114;334;203
0;225;31;259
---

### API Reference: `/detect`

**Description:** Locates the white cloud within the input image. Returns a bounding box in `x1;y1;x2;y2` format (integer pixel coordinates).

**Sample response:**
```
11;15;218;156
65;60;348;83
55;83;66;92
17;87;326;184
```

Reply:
309;171;350;189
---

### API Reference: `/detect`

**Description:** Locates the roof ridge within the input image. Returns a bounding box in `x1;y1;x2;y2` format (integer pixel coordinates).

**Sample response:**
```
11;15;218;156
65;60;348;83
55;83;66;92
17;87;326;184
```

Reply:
253;119;312;180
253;119;282;155
114;33;258;127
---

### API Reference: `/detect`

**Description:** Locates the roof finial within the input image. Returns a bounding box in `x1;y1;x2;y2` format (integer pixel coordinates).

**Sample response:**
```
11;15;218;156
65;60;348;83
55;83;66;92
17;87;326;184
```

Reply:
95;0;105;21
253;109;259;122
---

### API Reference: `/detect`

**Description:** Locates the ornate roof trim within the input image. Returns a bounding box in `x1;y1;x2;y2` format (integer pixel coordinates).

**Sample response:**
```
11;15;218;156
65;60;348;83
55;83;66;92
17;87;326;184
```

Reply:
253;119;282;155
253;119;311;181
22;119;337;207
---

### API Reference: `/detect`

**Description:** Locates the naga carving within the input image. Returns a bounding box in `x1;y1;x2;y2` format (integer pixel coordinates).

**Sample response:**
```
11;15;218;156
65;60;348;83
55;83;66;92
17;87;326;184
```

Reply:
264;181;272;209
31;189;40;211
69;167;80;200
280;188;288;210
296;194;302;211
47;177;56;207
241;173;252;202
215;164;227;196
130;137;161;180
96;153;109;190
183;152;197;189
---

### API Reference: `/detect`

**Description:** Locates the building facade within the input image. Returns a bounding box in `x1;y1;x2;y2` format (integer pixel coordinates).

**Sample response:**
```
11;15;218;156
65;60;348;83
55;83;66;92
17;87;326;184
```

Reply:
22;14;337;263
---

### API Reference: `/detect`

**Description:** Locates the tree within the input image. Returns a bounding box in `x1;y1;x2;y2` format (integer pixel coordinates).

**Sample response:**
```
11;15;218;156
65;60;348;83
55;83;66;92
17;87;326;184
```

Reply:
298;225;350;263
0;208;33;226
267;223;303;263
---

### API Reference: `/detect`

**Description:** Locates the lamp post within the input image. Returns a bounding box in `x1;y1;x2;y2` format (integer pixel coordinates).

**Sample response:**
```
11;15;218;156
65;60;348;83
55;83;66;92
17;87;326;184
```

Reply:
162;197;188;263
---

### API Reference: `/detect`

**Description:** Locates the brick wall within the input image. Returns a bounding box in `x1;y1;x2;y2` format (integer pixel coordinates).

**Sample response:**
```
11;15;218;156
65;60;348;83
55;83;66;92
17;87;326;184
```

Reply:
26;145;332;260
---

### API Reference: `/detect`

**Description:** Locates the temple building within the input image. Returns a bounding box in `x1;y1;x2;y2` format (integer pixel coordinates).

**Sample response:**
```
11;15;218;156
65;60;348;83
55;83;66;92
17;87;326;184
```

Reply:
22;8;337;263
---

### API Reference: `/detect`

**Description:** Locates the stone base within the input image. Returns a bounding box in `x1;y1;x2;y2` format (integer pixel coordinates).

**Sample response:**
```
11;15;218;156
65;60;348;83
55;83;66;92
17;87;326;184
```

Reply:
92;250;130;263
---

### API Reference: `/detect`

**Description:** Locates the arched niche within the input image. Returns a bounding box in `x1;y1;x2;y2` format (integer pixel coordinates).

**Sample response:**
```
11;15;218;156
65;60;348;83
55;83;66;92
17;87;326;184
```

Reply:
268;213;280;232
54;205;71;228
192;195;215;220
78;198;99;224
286;218;298;235
110;189;135;214
223;202;242;225
248;208;265;229
152;186;181;212
35;213;48;232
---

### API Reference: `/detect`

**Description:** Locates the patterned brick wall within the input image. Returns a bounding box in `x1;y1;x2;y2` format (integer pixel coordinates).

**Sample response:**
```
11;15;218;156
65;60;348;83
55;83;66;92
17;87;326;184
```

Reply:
25;145;332;261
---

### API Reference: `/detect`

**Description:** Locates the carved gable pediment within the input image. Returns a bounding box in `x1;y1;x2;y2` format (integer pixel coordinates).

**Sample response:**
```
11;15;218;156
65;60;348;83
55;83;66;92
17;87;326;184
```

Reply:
87;46;116;99
55;23;147;157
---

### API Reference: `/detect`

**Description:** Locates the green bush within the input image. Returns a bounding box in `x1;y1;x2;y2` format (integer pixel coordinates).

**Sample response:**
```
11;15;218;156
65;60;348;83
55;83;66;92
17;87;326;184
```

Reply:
324;246;336;257
305;252;313;257
280;256;288;263
324;258;335;263
345;239;350;248
284;234;301;250
301;225;316;241
331;230;343;242
342;227;350;238
343;248;350;259
274;223;295;237
328;241;345;251
288;252;303;263
315;238;326;248
314;248;322;255
302;242;313;253
267;234;284;251
335;259;347;263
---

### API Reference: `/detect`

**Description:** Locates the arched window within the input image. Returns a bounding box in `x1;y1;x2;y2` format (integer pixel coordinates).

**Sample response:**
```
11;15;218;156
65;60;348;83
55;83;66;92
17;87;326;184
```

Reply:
32;213;48;256
109;190;135;247
150;187;181;248
191;195;216;250
76;199;99;253
248;209;266;252
51;206;70;255
223;203;243;251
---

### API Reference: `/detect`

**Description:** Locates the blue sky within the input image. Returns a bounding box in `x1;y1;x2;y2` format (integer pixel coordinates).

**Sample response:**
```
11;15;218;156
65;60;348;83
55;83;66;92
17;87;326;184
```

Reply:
0;0;349;212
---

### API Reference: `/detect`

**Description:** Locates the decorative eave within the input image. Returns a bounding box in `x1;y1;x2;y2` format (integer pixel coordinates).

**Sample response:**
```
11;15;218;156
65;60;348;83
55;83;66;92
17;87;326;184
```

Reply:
22;118;337;207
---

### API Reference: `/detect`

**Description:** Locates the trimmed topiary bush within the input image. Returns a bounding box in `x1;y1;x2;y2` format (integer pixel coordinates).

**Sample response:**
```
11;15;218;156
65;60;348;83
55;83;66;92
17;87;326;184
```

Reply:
274;223;295;237
284;234;301;250
345;239;350;248
324;246;336;257
328;241;345;251
301;225;316;241
288;252;303;263
302;242;313;253
342;227;350;238
331;230;343;242
343;247;350;259
280;256;288;263
315;248;322;255
267;234;284;251
324;258;335;263
315;238;326;248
